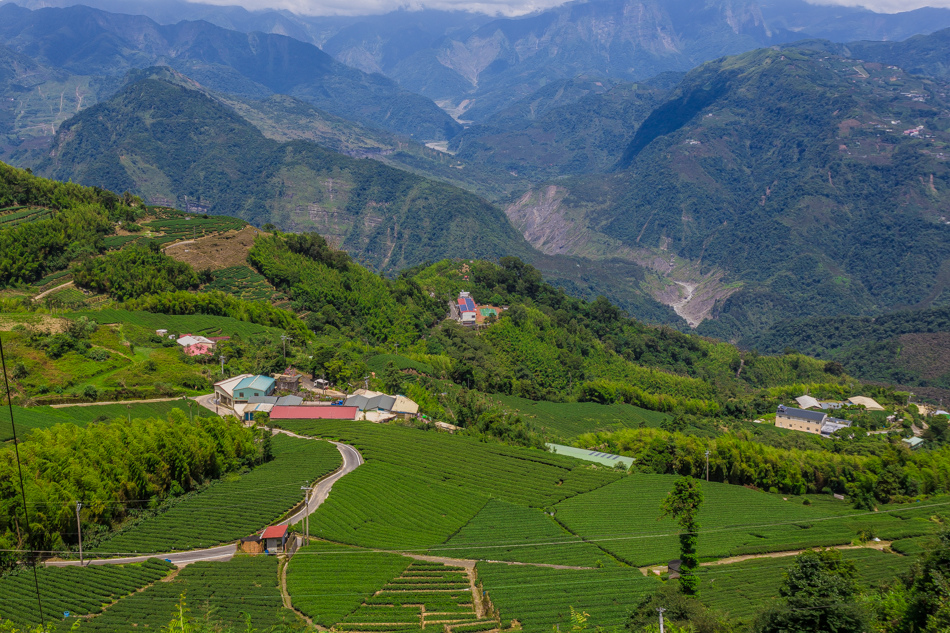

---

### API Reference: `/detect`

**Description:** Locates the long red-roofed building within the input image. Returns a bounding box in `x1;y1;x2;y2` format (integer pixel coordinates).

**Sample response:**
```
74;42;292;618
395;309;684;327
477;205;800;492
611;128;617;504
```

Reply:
269;405;359;420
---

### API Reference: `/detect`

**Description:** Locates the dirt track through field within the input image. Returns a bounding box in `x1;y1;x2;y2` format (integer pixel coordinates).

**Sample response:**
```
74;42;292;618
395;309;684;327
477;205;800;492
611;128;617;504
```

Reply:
638;540;893;576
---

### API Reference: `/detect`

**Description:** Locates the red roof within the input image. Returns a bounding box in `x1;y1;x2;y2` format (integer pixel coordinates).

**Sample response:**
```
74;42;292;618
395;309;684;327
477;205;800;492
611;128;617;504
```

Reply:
261;525;288;539
270;405;358;420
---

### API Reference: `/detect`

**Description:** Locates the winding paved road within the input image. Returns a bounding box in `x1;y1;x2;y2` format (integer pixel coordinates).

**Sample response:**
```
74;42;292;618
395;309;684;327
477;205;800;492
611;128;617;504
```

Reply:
47;434;363;567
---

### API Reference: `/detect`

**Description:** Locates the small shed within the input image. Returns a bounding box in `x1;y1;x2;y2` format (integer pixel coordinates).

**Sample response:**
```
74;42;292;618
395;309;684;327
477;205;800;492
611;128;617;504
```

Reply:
903;437;925;451
261;525;289;553
274;367;302;392
667;559;682;579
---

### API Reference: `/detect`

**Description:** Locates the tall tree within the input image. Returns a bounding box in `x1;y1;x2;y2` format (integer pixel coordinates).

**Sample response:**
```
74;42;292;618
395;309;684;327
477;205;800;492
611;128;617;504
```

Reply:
660;476;704;595
753;548;868;633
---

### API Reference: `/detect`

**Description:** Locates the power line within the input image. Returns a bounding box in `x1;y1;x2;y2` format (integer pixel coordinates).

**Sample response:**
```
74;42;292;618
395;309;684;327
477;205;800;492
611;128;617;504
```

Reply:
0;334;46;629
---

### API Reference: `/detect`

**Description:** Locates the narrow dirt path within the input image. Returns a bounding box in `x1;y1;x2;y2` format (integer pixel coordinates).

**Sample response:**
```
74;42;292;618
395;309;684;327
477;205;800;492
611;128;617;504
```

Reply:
50;397;183;409
638;540;893;576
34;281;74;300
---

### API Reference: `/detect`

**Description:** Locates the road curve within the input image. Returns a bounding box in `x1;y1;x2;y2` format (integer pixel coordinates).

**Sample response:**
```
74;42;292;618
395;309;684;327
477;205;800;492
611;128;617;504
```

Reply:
46;435;362;567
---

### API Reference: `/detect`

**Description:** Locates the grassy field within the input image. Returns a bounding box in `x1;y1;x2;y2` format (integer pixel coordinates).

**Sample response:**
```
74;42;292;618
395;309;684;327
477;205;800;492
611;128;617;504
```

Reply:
78;555;298;631
476;563;659;632
435;499;618;567
1;400;190;441
492;395;669;439
0;559;174;629
288;542;413;627
698;548;918;622
553;474;946;566
93;435;341;554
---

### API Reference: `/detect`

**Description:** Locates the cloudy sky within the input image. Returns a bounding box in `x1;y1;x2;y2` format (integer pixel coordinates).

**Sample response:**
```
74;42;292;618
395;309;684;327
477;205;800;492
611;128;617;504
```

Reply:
183;0;950;15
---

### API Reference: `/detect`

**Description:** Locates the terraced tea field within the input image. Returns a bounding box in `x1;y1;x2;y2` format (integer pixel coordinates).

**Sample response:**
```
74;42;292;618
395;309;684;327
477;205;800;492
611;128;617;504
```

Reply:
337;562;493;633
288;543;414;626
78;556;296;631
476;563;658;633
435;499;616;567
277;420;622;508
0;559;174;628
203;266;279;302
309;461;488;550
94;435;341;554
698;548;918;622
553;474;945;566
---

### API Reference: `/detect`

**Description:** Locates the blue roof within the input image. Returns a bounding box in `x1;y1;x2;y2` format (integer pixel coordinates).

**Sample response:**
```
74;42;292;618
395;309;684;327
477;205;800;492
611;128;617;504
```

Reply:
235;375;275;392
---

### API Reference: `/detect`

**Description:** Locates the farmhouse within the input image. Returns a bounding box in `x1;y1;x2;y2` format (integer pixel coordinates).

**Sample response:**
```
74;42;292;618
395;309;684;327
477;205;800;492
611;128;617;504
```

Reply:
455;291;477;326
903;436;925;450
232;375;276;403
776;405;852;437
214;373;253;409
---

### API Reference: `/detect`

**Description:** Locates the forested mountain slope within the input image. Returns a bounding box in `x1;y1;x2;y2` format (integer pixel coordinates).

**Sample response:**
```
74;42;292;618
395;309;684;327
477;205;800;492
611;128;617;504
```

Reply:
37;76;528;273
505;46;950;339
0;3;460;140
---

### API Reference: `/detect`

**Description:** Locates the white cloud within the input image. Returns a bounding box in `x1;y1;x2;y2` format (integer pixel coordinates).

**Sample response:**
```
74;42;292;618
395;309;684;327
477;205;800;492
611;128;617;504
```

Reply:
804;0;950;13
184;0;950;17
188;0;569;16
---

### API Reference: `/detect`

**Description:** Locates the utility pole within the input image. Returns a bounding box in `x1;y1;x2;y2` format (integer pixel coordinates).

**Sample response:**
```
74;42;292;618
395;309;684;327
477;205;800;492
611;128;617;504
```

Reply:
705;449;710;482
281;335;289;362
219;355;226;376
300;485;310;540
75;502;83;566
657;608;666;633
127;404;131;425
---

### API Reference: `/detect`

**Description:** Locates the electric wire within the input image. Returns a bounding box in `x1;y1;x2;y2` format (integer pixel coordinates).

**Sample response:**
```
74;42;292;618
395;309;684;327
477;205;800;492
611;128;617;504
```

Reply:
0;333;46;629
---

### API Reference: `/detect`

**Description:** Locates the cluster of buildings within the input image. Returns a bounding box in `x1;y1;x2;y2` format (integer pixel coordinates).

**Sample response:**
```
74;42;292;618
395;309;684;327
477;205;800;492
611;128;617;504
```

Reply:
449;291;503;327
775;395;891;438
212;371;419;423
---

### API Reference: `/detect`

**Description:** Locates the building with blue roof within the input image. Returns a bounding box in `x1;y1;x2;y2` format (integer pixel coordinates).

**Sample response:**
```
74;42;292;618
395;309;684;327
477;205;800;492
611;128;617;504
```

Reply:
233;375;276;403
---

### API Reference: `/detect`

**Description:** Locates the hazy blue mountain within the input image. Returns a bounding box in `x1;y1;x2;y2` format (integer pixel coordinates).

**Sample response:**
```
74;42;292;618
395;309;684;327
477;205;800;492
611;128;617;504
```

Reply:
0;3;461;140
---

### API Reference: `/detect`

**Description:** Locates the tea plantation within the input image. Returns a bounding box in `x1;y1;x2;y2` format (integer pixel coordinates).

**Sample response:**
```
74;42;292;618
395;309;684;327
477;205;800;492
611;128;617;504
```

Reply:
0;559;174;628
93;435;341;553
77;556;297;631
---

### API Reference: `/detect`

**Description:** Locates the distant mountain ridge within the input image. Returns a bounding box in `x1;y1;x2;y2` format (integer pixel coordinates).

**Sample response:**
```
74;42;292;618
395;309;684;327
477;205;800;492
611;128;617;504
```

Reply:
38;74;526;272
0;3;461;140
12;0;950;122
500;46;950;337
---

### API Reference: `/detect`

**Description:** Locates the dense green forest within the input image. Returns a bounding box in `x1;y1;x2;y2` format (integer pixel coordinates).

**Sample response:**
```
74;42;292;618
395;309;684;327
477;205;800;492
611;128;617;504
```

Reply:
748;306;950;393
0;410;257;564
0;163;138;286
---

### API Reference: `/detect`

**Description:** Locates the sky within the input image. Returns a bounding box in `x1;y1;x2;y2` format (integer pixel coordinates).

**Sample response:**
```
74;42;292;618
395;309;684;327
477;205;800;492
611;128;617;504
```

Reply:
182;0;950;16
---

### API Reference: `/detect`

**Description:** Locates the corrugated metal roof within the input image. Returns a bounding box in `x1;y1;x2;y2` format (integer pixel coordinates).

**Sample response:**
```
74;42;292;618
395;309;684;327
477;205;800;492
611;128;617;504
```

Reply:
346;394;396;411
235;375;276;392
261;525;288;539
546;443;634;468
795;395;821;410
777;405;827;422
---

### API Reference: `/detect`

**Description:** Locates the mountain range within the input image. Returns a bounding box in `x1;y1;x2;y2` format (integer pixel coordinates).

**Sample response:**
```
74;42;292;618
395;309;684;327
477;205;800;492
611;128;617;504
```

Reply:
4;0;950;343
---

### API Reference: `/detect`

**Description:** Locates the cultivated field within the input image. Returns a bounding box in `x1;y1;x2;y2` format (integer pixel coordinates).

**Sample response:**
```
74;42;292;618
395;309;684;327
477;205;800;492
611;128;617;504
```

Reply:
0;559;174;628
94;435;341;554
